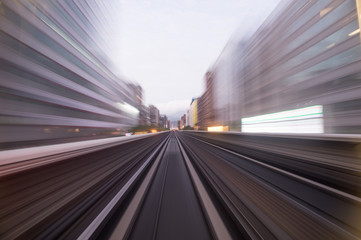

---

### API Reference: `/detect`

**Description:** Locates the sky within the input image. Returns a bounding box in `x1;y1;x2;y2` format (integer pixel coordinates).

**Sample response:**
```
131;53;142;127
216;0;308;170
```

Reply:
104;0;282;118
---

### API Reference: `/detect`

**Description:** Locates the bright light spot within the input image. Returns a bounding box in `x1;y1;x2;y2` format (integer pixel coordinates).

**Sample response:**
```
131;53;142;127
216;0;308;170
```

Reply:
326;43;335;49
242;105;324;133
116;102;139;115
348;29;360;37
150;129;157;133
136;95;143;102
208;126;229;132
134;132;147;135
320;7;332;17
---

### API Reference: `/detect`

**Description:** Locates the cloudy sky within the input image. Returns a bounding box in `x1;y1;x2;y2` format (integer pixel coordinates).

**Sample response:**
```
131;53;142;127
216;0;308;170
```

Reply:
105;0;281;118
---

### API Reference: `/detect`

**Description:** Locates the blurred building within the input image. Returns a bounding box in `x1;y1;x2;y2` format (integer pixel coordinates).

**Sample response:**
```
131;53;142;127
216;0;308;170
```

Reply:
181;114;186;129
127;84;143;109
197;95;206;130
177;120;182;130
159;114;169;129
127;83;144;124
0;0;139;147
149;105;160;126
209;0;361;134
139;105;150;126
159;115;165;128
188;98;198;127
197;72;215;130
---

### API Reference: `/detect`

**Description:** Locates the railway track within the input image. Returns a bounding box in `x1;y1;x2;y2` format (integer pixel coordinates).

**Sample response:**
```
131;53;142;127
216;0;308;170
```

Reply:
177;131;361;240
0;133;169;239
1;131;361;239
0;132;237;239
93;132;235;239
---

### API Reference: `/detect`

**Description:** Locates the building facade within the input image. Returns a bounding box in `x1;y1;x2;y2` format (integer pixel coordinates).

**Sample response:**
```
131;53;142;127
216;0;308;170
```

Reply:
0;0;139;146
209;0;361;133
197;72;215;130
127;83;144;125
139;105;150;126
159;114;169;129
188;98;198;127
181;114;186;129
149;105;160;126
127;83;143;109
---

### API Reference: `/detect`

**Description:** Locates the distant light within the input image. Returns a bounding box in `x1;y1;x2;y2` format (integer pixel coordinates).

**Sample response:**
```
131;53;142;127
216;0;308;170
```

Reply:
136;95;143;102
208;126;229;132
326;43;335;49
150;129;157;133
134;131;147;135
320;7;332;17
75;128;80;132
348;29;360;37
242;105;323;133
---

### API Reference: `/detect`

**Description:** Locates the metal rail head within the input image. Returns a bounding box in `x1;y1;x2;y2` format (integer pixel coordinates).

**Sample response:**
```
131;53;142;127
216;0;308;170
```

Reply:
175;133;232;240
77;134;171;240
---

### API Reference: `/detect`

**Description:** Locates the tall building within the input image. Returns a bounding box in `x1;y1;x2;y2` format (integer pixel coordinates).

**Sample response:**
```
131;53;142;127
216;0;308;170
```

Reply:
181;114;186;129
127;83;145;125
159;114;169;129
149;105;160;126
139;105;150;126
188;98;198;127
197;94;206;129
0;0;139;146
197;71;215;130
211;40;241;130
209;0;361;133
127;84;143;109
177;120;182;130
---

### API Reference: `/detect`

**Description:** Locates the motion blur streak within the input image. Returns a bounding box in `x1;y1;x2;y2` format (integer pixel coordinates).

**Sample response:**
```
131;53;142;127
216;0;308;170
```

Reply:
0;132;170;239
178;131;361;239
0;0;138;149
241;105;324;133
1;131;361;239
194;0;361;134
2;0;361;239
207;126;229;132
